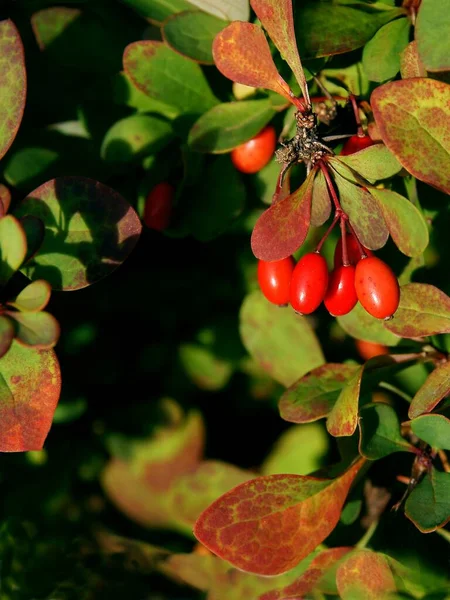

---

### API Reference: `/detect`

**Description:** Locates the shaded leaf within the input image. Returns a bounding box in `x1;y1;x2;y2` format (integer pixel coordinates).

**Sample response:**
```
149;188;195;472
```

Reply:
20;216;45;264
123;41;218;116
7;280;51;313
405;467;450;532
333;145;402;183
0;20;26;161
0;316;14;359
371;78;450;194
120;0;193;23
14;177;142;291
384;283;450;338
0;184;11;215
7;311;60;349
3;146;60;191
400;41;427;79
0;341;61;452
194;459;363;576
112;72;179;117
189;0;249;21
188;99;275;153
415;0;450;72
359;403;413;459
240;291;324;388
163;11;227;65
368;187;429;257
279;364;359;424
212;22;294;105
251;169;315;261
337;302;401;346
0;215;27;286
336;550;397;599
408;361;450;418
362;17;410;82
179;344;233;391
310;168;331;227
410;414;450;450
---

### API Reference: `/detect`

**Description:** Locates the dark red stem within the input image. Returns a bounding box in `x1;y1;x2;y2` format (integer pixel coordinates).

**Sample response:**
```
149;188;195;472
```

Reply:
349;94;364;137
316;213;340;253
346;220;369;260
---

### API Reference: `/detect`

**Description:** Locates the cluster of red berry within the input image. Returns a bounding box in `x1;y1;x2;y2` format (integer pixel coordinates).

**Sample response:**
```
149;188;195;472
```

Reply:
258;233;400;320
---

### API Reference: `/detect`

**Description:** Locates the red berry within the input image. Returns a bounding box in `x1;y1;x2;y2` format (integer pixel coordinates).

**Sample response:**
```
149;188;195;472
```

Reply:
290;252;328;315
334;233;372;267
143;182;174;231
258;257;295;306
231;125;276;174
324;265;358;317
355;256;400;320
355;339;389;361
340;135;375;156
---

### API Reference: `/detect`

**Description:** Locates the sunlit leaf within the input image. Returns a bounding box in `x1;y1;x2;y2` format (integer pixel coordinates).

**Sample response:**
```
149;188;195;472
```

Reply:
408;361;450;418
0;20;26;161
189;0;249;20
362;17;410;82
240;291;324;388
120;0;193;23
7;311;60;349
0;316;14;359
251;169;315;261
384;283;450;338
337;302;401;346
194;459;363;576
14;177;142;291
400;41;427;79
415;0;450;72
410;414;450;450
279;364;359;424
311;168;331;227
405;467;450;532
371;78;450;194
7;280;51;313
332;145;402;183
0;215;27;286
336;550;397;599
0;341;61;452
359;403;413;459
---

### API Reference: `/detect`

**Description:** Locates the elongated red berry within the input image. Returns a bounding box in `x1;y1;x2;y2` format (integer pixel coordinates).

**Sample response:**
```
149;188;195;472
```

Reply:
290;252;328;315
341;134;375;156
143;182;174;231
231;125;276;174
258;257;295;306
324;265;358;317
355;256;400;320
334;233;372;267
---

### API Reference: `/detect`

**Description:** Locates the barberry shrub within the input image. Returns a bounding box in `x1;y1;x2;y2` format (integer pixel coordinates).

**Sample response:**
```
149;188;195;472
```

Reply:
0;0;449;597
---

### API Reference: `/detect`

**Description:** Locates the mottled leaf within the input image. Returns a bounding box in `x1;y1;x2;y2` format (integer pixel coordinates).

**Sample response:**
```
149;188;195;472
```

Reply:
124;41;218;116
0;316;14;359
163;11;227;65
368;187;429;257
0;341;61;452
400;41;427;79
240;291;324;388
337;302;401;346
333;145;402;183
279;364;359;424
336;550;397;599
7;280;51;313
14;177;142;291
0;215;27;286
384;283;450;338
7;311;60;349
410;414;450;450
0;20;26;161
362;17;410;82
188;100;275;153
372;78;450;194
251;169;315;261
405;467;450;532
189;0;249;21
212;22;294;105
194;459;363;576
408;361;450;418
415;0;450;72
311;168;331;227
326;366;363;437
20;216;45;264
120;0;193;23
0;184;11;215
359;403;413;459
179;344;233;391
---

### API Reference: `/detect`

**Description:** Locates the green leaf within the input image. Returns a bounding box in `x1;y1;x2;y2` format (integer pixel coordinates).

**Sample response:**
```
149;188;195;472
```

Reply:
279;364;359;424
179;344;233;391
120;0;193;23
194;460;363;576
311;168;331;227
0;316;14;359
359;403;413;459
7;280;51;313
123;41;218;116
333;145;402;183
416;0;450;72
400;41;427;79
163;11;227;65
112;72;180;118
3;147;60;191
20;216;45;264
101;114;173;164
405;467;450;532
188;100;275;153
384;283;450;338
408;361;450;418
252;158;282;205
251;168;315;261
14;177;142;291
0;341;61;452
189;0;249;20
371;78;450;194
337;302;401;346
240;291;325;388
7;311;60;349
368;188;429;257
326;366;364;437
411;414;450;450
0;216;27;286
0;20;26;161
362;17;410;82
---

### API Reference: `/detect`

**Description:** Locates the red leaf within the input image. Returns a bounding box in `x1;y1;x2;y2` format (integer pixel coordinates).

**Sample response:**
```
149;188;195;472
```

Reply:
408;360;450;419
194;459;364;576
251;169;315;261
336;550;397;599
212;22;294;105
